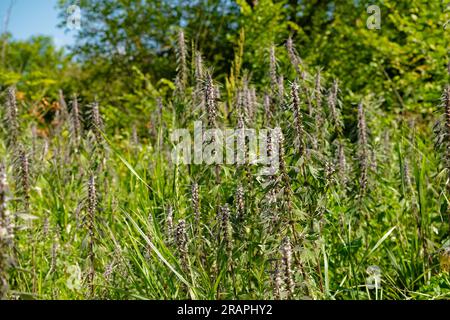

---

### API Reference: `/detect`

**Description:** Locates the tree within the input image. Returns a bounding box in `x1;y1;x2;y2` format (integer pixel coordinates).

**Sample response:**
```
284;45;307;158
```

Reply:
285;0;449;114
0;35;73;101
57;0;240;99
56;0;449;116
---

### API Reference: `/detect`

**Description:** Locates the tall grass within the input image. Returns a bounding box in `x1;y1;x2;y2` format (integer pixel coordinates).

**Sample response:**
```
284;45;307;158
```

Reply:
0;32;449;300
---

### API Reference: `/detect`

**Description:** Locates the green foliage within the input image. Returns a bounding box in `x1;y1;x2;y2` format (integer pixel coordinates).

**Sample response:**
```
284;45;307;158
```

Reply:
288;0;449;115
0;0;449;300
0;35;73;101
49;0;449;122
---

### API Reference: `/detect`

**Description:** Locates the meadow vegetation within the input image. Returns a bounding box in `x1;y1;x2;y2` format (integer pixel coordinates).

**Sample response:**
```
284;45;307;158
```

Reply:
0;0;449;300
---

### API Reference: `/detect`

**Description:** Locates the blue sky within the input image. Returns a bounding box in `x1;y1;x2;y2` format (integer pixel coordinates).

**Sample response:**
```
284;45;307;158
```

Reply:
0;0;76;48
